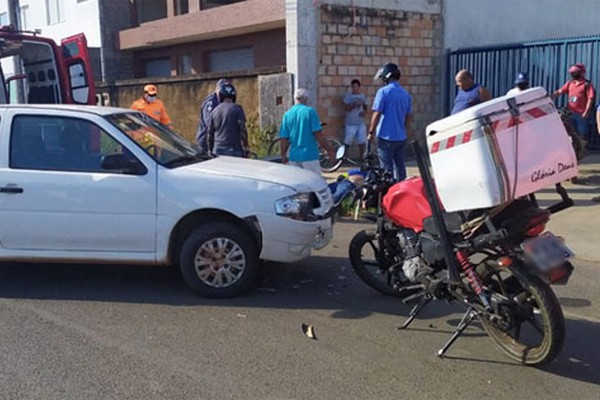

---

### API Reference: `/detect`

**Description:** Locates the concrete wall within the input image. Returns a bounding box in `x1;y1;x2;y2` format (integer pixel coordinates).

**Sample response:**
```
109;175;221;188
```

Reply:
315;3;444;141
444;0;600;49
97;68;281;143
258;73;294;130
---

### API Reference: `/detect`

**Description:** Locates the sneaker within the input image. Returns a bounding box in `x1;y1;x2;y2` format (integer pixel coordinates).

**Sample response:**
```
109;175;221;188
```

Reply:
592;196;600;203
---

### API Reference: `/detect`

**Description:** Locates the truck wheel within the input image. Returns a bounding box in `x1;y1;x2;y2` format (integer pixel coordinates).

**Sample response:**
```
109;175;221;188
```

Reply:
179;222;259;298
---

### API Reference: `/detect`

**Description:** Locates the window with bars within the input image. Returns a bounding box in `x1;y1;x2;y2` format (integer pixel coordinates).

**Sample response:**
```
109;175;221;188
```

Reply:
208;47;253;72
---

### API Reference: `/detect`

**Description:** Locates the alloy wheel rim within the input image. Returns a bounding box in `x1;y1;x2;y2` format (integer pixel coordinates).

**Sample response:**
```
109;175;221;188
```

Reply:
194;237;246;288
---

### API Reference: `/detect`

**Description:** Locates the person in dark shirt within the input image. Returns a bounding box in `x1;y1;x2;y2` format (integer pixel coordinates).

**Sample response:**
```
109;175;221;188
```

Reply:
206;83;248;157
195;78;230;154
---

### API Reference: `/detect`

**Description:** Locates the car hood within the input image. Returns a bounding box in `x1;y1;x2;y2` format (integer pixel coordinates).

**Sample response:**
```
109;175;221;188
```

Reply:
181;156;328;192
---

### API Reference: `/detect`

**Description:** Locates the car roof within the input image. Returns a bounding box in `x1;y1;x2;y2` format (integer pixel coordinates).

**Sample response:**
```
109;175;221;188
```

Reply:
0;104;133;116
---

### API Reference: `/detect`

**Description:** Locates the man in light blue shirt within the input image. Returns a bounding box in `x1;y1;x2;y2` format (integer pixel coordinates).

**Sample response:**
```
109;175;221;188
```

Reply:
368;63;413;181
279;88;335;175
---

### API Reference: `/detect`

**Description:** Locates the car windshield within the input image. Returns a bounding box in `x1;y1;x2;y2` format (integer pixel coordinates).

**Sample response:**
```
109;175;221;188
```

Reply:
106;112;207;167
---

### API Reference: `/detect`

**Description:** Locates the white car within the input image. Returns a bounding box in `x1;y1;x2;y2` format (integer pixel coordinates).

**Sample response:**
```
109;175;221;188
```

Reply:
0;105;334;297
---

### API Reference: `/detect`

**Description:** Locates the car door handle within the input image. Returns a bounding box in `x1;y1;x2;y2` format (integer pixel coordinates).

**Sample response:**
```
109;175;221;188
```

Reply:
0;186;24;194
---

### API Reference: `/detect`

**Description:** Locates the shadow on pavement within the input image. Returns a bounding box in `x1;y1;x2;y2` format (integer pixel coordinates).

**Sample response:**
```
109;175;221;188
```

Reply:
0;256;446;321
541;317;600;385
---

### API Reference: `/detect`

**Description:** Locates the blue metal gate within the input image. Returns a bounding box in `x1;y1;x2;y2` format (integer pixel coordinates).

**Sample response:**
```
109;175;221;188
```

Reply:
446;35;600;149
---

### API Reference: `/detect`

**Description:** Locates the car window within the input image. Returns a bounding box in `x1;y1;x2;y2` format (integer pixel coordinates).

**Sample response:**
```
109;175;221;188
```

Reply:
106;112;205;167
10;114;130;173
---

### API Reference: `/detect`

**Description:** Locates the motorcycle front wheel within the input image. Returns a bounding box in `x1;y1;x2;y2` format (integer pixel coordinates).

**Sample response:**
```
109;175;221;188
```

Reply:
349;229;420;298
477;260;565;366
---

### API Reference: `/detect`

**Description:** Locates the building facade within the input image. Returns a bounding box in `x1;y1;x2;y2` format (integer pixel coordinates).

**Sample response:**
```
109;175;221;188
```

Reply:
0;0;134;83
118;0;286;78
287;0;443;141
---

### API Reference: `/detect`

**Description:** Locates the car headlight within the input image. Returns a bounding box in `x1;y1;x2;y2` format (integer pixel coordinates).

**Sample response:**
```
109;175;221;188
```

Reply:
274;193;316;220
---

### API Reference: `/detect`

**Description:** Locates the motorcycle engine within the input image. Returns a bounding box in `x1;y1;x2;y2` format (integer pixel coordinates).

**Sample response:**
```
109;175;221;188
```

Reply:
419;232;446;266
398;230;430;281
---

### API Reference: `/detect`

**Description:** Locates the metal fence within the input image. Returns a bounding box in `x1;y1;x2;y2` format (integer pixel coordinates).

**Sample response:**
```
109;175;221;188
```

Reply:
446;35;600;149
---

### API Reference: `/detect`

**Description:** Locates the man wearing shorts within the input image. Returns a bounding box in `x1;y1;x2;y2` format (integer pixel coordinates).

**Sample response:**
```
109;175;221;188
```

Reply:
343;79;368;160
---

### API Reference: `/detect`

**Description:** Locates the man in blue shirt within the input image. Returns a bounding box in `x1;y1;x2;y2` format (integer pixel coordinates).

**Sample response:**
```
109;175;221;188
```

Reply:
368;63;413;181
279;88;335;175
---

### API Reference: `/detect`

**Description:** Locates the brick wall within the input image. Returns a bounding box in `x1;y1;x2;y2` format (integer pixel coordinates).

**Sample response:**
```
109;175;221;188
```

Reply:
317;4;443;142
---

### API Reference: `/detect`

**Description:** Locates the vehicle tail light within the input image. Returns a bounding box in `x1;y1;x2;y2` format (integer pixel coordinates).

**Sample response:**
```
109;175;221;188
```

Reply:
497;256;513;267
548;263;574;285
524;212;550;237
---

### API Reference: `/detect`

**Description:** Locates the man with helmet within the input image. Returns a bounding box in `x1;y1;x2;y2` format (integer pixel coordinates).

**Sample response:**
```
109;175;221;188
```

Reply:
368;63;413;182
130;84;172;126
552;63;595;137
205;83;249;157
507;72;530;96
196;78;231;154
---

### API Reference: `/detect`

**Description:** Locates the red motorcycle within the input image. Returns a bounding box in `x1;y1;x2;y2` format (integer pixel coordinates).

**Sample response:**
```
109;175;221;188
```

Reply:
349;139;574;366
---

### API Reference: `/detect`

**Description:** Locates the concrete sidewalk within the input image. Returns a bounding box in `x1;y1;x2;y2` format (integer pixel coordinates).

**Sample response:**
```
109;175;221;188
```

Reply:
325;153;600;262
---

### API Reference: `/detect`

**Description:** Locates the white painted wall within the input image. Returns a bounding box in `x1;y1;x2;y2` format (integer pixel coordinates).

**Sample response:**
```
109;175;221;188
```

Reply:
0;0;101;46
444;0;600;50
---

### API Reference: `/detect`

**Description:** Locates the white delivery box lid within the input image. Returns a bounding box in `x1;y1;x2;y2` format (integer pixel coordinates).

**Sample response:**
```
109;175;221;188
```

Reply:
426;87;577;212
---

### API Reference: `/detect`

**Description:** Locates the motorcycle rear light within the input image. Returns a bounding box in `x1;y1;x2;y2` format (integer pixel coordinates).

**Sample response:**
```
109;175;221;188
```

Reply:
525;224;546;237
548;268;570;283
498;256;513;267
524;213;550;237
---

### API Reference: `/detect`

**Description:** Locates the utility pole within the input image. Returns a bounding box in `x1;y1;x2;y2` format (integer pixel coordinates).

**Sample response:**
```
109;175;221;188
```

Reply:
7;0;24;102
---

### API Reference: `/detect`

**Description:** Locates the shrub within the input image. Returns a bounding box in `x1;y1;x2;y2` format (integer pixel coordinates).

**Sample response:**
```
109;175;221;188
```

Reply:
246;113;277;158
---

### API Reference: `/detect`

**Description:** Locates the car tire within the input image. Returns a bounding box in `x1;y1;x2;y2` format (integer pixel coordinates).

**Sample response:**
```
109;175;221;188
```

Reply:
179;221;259;298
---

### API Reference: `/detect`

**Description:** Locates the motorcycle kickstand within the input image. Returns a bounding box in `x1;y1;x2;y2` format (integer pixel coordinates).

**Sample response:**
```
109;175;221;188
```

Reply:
398;293;432;330
436;306;477;358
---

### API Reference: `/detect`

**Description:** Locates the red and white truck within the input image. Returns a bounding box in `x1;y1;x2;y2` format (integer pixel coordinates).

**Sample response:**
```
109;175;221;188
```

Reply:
0;25;95;105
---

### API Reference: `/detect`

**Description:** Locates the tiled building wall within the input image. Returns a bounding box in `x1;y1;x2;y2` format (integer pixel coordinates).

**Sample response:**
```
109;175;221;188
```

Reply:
317;4;443;142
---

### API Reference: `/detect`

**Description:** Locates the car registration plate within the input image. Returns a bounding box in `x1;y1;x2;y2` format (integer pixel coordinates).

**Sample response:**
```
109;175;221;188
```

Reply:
521;232;574;272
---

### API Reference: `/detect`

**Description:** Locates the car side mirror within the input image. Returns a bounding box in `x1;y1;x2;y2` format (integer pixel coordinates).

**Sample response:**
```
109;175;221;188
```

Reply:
101;153;147;175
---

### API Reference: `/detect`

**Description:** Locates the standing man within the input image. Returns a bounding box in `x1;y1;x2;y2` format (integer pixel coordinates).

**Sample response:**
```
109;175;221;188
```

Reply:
343;79;368;160
506;72;530;96
451;69;492;115
552;63;595;137
196;78;231;154
206;83;249;157
130;84;172;126
279;88;335;176
368;63;412;182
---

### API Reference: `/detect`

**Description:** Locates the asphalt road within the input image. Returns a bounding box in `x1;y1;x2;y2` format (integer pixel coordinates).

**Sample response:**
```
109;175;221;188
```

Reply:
0;219;598;400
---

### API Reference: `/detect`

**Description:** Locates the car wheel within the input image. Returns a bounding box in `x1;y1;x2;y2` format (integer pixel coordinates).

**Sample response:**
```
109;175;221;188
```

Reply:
179;221;259;298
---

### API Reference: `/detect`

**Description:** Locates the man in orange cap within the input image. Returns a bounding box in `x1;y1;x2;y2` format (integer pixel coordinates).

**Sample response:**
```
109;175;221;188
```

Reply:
131;84;172;126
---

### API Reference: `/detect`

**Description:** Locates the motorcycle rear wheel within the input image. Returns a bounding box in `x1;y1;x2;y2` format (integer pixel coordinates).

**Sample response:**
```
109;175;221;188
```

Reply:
349;229;419;298
477;261;565;366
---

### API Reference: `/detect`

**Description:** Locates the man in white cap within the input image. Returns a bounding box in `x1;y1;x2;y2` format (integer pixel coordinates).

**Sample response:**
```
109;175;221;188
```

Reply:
278;88;335;175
